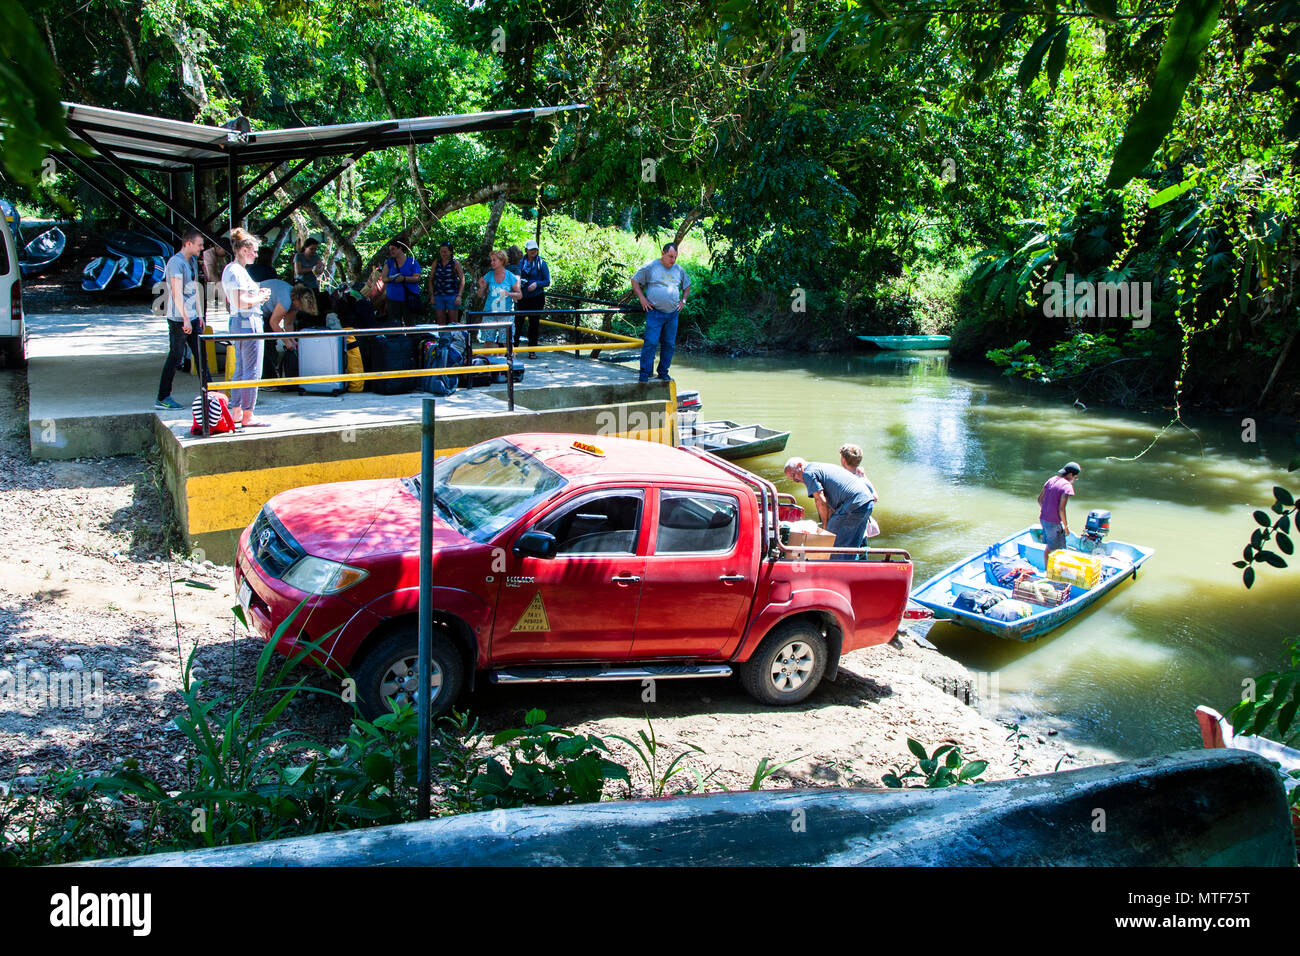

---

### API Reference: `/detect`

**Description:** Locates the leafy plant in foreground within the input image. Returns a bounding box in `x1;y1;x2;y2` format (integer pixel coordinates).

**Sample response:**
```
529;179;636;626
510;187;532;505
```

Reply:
882;738;988;789
1235;460;1299;589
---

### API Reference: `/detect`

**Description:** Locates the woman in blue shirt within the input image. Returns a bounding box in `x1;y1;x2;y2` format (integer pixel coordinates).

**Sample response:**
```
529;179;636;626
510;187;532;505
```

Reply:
476;249;521;344
384;240;421;326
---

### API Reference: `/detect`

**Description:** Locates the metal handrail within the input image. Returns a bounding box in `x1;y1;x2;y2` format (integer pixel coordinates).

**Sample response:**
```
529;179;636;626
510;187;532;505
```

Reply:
194;320;516;436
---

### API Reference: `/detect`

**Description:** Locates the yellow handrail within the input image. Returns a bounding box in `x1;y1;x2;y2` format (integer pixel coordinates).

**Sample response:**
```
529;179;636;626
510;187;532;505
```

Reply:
207;364;512;391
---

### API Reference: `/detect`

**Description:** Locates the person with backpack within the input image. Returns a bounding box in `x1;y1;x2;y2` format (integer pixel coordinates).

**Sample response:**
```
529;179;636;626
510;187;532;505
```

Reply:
516;239;551;359
156;228;210;411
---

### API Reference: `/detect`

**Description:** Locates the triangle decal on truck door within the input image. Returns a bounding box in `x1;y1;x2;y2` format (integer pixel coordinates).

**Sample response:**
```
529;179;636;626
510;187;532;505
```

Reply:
510;592;551;632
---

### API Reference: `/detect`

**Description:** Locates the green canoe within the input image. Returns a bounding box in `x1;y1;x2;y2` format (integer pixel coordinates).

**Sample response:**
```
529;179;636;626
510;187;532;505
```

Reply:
857;335;951;350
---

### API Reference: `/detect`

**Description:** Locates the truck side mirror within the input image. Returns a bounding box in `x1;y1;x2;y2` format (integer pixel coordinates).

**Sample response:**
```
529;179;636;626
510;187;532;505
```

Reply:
513;530;558;559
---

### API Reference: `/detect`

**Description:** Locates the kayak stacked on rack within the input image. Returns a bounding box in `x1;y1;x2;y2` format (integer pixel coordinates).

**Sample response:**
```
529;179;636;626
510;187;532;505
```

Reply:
1;198;69;277
80;231;172;293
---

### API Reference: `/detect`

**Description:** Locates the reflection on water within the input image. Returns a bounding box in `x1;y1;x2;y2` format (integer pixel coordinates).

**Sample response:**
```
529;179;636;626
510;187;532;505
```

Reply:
671;351;1300;758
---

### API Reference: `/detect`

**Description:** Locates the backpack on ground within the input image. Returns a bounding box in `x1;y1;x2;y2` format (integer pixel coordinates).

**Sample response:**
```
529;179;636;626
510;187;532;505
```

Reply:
421;334;463;396
190;392;237;435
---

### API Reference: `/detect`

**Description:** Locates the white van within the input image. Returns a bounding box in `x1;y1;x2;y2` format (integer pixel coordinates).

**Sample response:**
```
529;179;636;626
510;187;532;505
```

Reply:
0;204;25;369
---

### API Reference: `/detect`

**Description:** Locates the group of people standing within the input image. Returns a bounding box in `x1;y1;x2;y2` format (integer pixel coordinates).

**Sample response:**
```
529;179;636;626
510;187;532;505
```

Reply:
369;237;691;378
364;238;552;358
154;229;695;426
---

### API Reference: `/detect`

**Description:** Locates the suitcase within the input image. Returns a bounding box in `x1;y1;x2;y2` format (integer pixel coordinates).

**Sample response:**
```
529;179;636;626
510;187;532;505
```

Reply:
370;334;418;394
467;355;494;388
298;334;346;394
492;365;526;385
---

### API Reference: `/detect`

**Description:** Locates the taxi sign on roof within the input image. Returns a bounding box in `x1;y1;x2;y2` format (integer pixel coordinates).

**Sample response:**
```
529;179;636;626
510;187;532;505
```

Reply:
571;440;605;456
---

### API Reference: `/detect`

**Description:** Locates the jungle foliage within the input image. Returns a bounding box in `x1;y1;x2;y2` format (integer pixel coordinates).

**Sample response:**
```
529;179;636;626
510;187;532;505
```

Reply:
1;1;1298;407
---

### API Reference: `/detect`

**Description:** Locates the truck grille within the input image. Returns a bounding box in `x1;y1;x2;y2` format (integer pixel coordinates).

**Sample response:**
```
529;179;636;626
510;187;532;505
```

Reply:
248;508;302;578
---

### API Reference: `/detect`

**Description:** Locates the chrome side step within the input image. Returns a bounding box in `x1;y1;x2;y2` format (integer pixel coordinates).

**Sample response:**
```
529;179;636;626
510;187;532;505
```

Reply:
490;663;733;684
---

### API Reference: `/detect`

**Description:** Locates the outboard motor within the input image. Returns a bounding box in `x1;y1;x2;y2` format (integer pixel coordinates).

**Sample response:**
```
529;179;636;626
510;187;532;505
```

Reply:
1081;509;1110;553
676;389;702;436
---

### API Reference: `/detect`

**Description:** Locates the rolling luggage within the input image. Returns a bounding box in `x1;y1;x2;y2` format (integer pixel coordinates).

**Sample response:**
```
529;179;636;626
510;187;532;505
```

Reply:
492;365;526;385
298;334;346;395
370;334;418;394
467;356;494;387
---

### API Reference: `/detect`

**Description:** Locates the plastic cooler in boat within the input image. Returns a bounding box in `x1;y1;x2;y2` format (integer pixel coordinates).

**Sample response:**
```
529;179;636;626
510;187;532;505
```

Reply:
1048;550;1103;588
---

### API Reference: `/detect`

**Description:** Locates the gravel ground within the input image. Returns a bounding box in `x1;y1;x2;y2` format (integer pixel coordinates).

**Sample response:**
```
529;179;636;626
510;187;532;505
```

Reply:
0;366;1112;801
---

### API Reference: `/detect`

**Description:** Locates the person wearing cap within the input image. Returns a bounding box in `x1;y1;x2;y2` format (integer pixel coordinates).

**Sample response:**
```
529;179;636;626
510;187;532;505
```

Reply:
516;239;551;359
1038;462;1081;559
383;240;422;326
293;237;324;292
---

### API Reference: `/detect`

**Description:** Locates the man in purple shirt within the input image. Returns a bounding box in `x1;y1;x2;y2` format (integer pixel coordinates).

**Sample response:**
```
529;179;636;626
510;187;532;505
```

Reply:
1038;461;1080;559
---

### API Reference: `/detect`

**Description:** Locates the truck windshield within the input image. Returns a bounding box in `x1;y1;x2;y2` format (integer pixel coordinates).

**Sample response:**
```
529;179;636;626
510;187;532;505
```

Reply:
418;438;567;542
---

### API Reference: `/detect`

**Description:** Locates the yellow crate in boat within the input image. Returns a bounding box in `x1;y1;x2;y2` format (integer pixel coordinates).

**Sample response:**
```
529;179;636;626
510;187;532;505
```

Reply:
1047;550;1103;588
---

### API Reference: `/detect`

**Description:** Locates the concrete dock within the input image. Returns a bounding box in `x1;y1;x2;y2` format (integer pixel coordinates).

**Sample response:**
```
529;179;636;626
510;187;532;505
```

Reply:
24;307;673;562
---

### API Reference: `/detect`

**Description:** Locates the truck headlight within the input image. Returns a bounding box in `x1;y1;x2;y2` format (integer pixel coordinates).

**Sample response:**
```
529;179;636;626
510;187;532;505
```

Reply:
281;557;369;595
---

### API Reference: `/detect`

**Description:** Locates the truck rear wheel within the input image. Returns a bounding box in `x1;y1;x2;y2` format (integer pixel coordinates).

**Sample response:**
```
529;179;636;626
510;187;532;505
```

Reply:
353;626;464;722
741;620;827;706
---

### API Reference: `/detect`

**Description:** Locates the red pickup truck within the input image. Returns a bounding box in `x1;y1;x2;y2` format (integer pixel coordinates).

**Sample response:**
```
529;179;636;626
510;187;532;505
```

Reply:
234;433;913;719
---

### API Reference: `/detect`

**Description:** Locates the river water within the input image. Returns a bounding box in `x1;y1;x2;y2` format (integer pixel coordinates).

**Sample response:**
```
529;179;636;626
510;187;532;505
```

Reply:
671;350;1300;758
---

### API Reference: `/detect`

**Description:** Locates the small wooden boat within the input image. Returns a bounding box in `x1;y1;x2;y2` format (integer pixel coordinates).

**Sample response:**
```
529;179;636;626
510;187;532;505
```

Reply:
681;419;790;461
82;256;125;292
910;525;1154;641
857;334;951;350
19;226;66;277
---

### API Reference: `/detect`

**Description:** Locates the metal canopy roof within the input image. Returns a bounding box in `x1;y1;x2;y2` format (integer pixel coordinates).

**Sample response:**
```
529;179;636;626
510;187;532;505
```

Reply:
62;102;584;170
54;101;585;249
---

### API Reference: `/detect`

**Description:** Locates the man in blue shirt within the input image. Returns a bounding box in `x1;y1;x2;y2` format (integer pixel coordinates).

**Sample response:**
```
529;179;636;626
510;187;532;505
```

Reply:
631;242;690;383
784;456;877;558
516;239;551;358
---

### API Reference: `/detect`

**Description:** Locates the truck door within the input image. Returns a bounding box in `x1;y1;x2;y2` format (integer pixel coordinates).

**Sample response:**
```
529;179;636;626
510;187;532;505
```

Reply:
491;489;646;663
632;488;756;659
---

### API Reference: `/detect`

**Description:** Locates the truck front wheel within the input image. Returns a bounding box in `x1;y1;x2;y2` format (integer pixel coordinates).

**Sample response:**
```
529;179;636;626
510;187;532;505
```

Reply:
353;626;465;722
740;620;827;706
